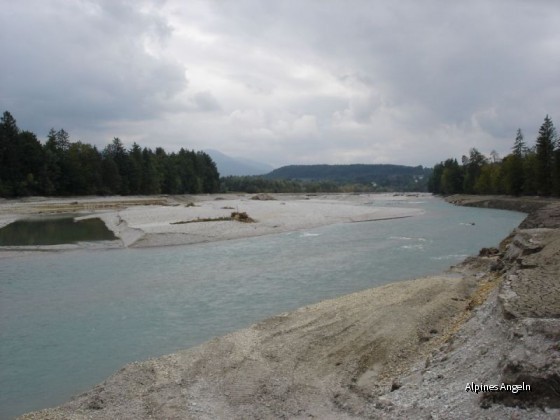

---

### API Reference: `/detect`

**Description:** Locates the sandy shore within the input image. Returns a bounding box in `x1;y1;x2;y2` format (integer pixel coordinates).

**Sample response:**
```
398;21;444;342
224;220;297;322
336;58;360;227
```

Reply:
19;270;481;420
0;193;424;251
11;195;560;419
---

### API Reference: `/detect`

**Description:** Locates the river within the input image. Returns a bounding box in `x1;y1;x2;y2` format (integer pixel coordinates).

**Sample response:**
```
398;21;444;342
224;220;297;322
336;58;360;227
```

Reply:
0;197;525;418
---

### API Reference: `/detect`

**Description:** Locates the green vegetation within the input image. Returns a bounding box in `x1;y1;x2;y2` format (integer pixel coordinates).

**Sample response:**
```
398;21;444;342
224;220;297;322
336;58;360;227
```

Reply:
0;111;220;197
222;164;430;193
221;176;341;193
428;115;560;197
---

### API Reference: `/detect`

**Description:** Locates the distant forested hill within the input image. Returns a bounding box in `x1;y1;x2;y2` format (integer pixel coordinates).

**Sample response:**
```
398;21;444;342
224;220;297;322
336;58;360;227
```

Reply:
264;164;431;191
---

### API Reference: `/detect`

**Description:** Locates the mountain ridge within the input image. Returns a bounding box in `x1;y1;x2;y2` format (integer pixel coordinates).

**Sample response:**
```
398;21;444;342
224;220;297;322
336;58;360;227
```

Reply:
263;163;431;190
204;149;274;177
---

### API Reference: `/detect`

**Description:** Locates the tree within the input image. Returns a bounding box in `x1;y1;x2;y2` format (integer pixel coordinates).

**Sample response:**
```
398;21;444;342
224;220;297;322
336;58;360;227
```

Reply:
554;137;560;196
513;128;526;157
128;142;143;195
440;159;463;195
428;163;444;194
462;148;487;193
141;148;161;194
0;114;48;196
535;115;556;196
103;138;130;194
475;163;502;194
65;142;103;195
197;151;220;193
42;146;61;195
502;155;522;196
44;128;73;194
177;148;198;193
502;129;526;196
17;131;44;195
45;128;70;152
101;156;121;195
0;111;20;196
522;150;538;195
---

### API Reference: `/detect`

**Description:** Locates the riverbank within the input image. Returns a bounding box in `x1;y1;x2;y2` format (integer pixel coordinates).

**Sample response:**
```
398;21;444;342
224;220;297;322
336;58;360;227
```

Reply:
384;195;560;418
17;195;560;419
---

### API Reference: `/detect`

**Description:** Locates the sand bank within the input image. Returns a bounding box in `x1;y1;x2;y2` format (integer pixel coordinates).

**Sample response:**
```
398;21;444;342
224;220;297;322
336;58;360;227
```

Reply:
0;193;425;250
103;194;423;247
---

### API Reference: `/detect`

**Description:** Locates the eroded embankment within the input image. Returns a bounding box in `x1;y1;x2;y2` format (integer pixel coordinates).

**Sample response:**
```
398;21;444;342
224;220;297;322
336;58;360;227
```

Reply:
18;196;560;419
385;196;560;419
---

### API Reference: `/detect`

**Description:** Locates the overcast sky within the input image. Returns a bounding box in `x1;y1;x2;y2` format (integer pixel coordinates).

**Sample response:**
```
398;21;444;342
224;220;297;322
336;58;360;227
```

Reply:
1;0;559;168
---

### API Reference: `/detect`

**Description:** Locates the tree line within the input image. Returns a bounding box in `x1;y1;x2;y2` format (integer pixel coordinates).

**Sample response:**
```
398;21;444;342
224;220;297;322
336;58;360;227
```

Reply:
0;111;220;197
220;176;363;194
220;175;427;194
428;115;560;196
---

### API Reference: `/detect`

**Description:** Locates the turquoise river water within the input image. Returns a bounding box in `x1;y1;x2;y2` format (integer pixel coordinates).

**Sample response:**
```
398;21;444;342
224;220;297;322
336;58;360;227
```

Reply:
0;197;525;418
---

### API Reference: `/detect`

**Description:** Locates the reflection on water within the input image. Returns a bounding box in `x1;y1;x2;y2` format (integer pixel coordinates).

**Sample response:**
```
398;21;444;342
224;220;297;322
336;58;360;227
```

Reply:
0;217;116;245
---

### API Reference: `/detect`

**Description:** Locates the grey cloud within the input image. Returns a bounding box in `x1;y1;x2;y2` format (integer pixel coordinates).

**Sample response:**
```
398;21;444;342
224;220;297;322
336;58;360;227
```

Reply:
1;0;187;134
1;0;559;166
211;1;557;111
194;91;221;112
229;73;275;96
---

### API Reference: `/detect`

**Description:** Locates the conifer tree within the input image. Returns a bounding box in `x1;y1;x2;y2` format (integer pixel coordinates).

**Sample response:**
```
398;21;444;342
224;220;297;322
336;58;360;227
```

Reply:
535;115;556;196
503;129;525;195
553;133;560;196
513;128;526;157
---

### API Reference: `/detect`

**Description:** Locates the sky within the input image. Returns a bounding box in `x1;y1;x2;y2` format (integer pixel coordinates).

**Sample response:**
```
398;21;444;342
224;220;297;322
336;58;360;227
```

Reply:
1;0;559;168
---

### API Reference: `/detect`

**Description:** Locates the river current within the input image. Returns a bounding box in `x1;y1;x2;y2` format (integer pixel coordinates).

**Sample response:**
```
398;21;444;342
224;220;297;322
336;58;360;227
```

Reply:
0;197;525;418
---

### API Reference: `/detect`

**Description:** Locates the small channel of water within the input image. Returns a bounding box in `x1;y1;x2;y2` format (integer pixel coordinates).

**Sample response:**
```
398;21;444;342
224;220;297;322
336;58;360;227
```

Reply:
0;216;116;246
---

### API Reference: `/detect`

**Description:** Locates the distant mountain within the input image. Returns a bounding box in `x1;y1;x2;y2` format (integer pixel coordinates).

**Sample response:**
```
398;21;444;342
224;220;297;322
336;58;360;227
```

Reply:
205;149;275;177
264;164;431;190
